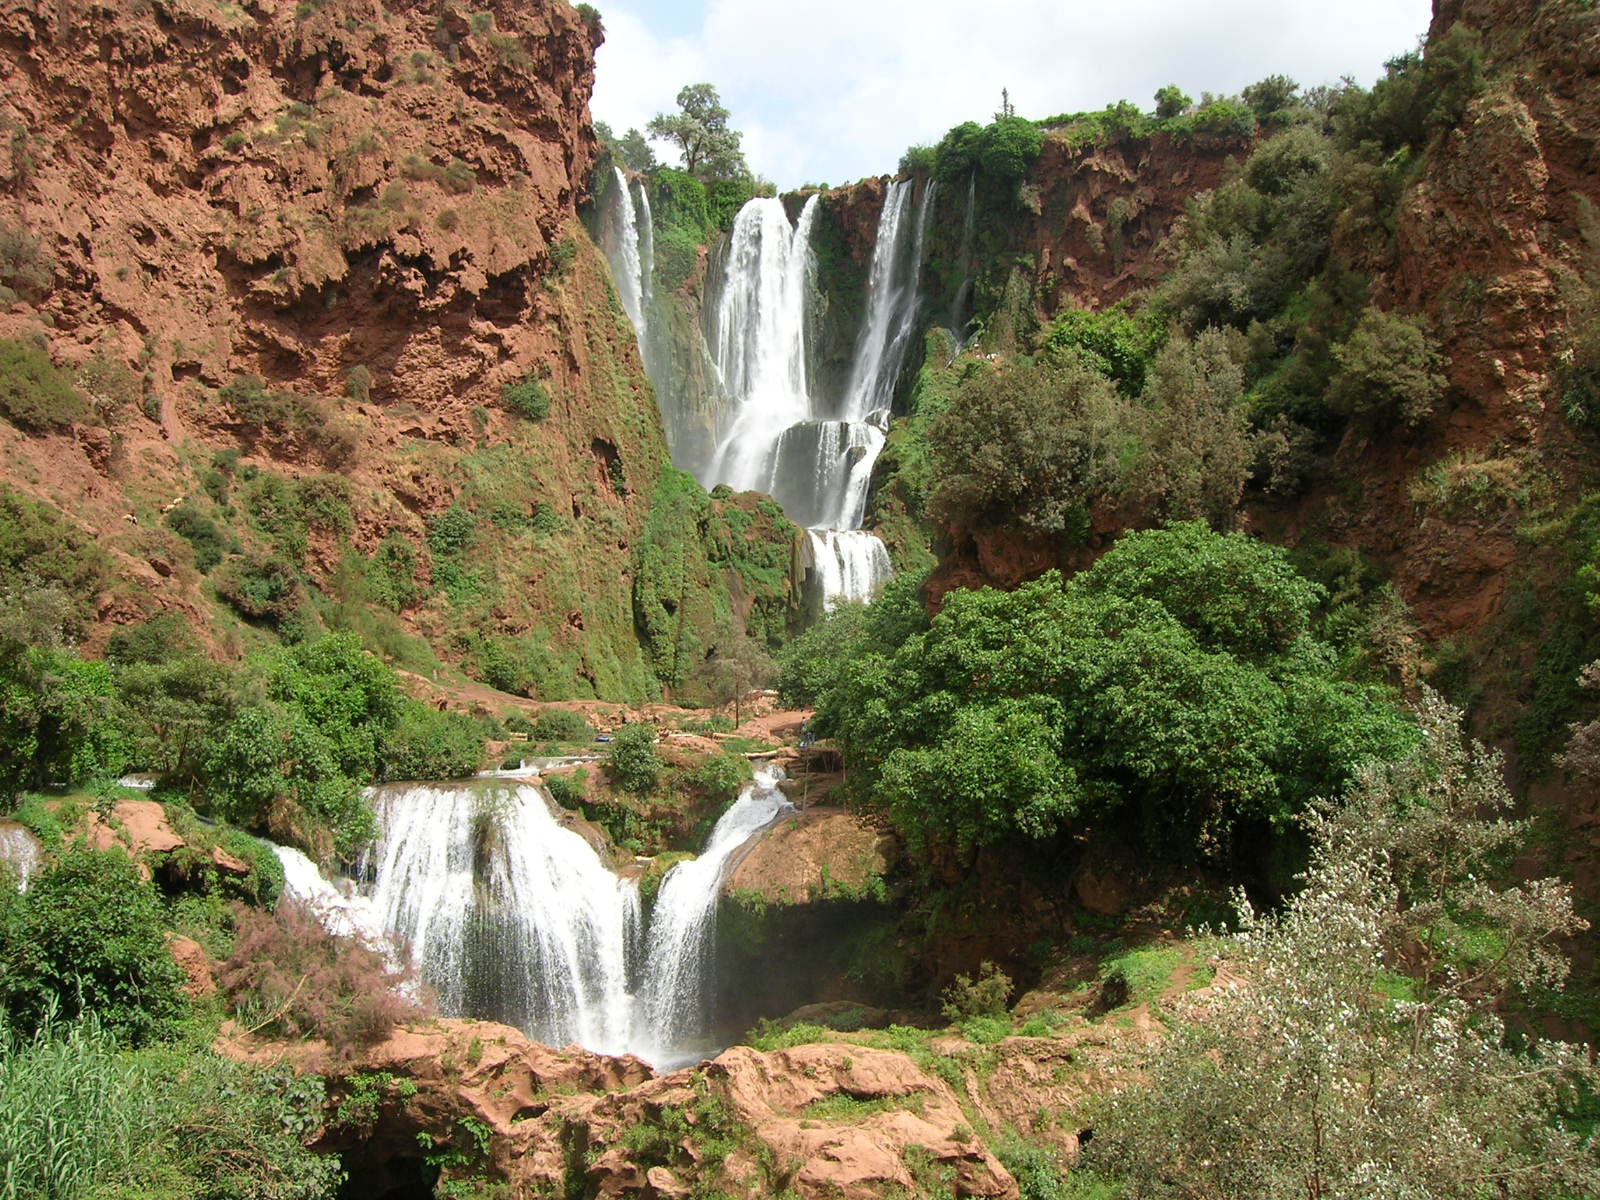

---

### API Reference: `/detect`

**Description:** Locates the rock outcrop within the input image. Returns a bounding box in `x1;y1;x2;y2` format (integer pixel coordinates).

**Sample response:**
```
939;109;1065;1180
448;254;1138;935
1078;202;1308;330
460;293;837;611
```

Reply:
260;1019;1023;1199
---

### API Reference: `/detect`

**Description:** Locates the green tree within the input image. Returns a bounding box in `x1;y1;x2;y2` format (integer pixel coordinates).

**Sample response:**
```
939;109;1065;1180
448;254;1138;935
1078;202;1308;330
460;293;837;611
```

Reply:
1154;84;1191;119
606;721;660;794
1240;73;1299;118
646;83;749;181
1081;692;1599;1200
1329;307;1448;427
0;339;86;433
0;846;188;1043
927;355;1127;535
805;525;1412;858
1134;328;1255;529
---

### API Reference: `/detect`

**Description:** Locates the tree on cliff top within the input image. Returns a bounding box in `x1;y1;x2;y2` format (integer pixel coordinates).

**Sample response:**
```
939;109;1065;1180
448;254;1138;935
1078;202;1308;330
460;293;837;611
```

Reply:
647;83;750;181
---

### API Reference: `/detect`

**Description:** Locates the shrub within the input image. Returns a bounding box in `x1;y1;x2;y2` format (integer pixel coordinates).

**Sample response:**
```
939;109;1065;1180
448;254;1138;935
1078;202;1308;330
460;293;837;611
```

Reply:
1241;74;1300;118
1080;693;1599;1200
0;486;107;632
0;339;87;432
106;613;201;665
528;707;594;742
426;503;477;557
213;553;306;628
367;531;420;612
941;960;1012;1022
163;503;232;572
927;355;1127;535
688;752;750;803
0;222;54;300
544;768;587;808
1154;85;1191;119
378;703;483;780
345;364;373;403
218;899;425;1058
1329;307;1447;426
501;373;550;420
0;847;188;1044
606;722;660;794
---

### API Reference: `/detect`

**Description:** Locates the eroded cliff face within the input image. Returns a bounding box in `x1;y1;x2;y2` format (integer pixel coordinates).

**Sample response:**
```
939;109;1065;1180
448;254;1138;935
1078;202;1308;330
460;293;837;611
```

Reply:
0;0;799;696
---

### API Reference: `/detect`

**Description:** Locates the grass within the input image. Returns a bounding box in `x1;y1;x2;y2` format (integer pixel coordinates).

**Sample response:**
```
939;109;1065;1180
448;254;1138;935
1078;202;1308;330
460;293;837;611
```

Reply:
1098;945;1183;1008
802;1092;921;1121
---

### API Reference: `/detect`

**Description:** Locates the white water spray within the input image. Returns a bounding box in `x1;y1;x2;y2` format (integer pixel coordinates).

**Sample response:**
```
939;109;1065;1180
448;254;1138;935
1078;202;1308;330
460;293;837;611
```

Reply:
279;771;793;1068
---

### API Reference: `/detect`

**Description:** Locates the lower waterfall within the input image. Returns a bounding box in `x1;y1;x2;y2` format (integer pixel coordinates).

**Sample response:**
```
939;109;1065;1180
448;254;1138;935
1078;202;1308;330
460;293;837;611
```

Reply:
278;765;792;1070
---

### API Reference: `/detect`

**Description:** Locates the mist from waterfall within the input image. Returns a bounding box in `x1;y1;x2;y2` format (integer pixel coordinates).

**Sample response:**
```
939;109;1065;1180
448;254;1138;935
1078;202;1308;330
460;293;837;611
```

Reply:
279;769;793;1070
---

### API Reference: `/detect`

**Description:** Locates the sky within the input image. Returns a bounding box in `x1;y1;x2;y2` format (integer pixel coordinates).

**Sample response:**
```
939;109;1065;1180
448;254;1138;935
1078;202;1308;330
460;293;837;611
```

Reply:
590;0;1437;189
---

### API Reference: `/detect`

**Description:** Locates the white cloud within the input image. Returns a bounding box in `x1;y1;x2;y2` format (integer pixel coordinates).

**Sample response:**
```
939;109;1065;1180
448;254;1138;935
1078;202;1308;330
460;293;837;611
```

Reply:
591;0;1434;188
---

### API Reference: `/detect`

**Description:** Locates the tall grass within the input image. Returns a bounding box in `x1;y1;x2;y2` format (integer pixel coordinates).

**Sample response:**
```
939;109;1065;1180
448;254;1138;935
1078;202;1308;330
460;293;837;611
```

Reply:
0;1013;140;1200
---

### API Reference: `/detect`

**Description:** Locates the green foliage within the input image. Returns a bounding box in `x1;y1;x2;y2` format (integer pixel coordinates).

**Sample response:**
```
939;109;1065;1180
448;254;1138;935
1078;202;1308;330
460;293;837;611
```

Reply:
1042;306;1167;396
1329;307;1447;427
687;752;750;803
524;707;594;743
932;116;1044;185
0;846;187;1044
1332;25;1486;155
213;553;307;630
378;703;483;781
106;613;199;666
1133;329;1253;528
649;168;712;291
240;471;352;561
0;339;86;433
927;354;1127;535
996;1138;1069;1200
113;655;238;785
805;525;1413;858
164;503;232;572
367;531;421;612
544;768;586;808
1153;85;1191;120
1098;946;1183;1007
219;375;356;465
0;621;127;798
501;373;550;421
1080;693;1599;1200
427;504;478;558
0;1016;341;1200
941;960;1012;1021
1240;75;1299;119
607;722;660;794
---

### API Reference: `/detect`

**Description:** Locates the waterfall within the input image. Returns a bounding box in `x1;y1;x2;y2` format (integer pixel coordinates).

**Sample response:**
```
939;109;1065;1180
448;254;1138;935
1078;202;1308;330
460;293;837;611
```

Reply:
706;196;820;494
0;820;41;891
951;171;977;334
600;167;647;340
636;765;789;1065
635;179;655;331
279;771;794;1069
808;530;894;609
359;781;642;1054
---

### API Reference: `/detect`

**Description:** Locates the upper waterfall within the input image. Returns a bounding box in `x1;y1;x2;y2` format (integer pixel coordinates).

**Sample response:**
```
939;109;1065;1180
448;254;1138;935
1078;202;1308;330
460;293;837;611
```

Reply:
601;178;941;607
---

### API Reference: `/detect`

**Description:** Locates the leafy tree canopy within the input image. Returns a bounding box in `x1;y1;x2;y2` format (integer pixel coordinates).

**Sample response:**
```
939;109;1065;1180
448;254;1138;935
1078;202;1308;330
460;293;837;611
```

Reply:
646;83;750;181
784;525;1413;858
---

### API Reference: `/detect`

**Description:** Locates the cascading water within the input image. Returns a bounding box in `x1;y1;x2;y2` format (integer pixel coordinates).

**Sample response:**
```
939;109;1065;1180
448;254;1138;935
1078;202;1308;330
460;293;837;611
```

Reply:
600;167;648;339
598;175;938;606
0;821;41;891
636;766;790;1065
279;768;793;1069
